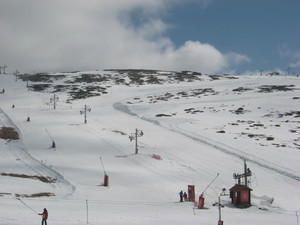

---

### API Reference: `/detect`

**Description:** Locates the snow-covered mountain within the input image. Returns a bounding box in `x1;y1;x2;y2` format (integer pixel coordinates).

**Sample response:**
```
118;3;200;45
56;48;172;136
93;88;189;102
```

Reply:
0;70;299;225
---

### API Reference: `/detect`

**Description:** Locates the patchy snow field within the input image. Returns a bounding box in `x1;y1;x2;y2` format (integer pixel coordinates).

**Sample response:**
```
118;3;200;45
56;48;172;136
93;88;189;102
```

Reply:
0;72;299;225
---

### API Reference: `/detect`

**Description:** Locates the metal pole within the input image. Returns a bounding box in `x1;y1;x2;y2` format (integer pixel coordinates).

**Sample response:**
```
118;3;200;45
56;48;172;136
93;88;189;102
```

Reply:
296;211;299;225
218;196;221;221
135;128;138;154
45;128;54;142
100;156;106;175
84;105;87;124
3;65;7;74
201;173;219;195
53;94;56;110
86;199;89;224
244;159;248;187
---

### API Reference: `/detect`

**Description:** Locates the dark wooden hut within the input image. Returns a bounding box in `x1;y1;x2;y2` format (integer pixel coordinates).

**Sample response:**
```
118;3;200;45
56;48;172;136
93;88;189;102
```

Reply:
229;184;252;208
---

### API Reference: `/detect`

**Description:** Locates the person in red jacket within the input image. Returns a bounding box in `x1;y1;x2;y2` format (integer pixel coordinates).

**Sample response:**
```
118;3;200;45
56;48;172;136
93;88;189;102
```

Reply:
38;208;48;225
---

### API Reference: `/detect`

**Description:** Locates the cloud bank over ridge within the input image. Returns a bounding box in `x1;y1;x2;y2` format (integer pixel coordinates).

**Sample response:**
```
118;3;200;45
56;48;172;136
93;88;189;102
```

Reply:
0;0;249;73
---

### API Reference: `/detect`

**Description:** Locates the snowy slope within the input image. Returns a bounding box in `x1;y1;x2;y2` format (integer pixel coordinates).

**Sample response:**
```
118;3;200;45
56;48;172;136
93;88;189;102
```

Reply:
0;71;299;225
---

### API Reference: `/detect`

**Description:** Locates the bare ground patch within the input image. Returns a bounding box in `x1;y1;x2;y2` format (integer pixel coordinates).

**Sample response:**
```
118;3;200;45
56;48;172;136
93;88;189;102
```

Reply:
0;127;19;140
0;192;12;197
15;192;55;198
0;173;57;183
258;85;295;93
112;130;127;135
155;113;174;117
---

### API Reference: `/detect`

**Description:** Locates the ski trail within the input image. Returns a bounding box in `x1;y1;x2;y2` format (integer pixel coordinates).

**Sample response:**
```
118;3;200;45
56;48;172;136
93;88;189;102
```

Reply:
166;123;300;181
113;102;300;182
0;108;75;197
78;123;194;185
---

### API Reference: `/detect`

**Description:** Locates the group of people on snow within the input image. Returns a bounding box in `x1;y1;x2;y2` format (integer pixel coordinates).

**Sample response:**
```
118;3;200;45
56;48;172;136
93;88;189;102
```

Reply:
179;190;188;202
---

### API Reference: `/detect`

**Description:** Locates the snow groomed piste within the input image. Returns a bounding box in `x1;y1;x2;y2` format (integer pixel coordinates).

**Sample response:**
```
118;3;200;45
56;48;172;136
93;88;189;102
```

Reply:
0;71;299;225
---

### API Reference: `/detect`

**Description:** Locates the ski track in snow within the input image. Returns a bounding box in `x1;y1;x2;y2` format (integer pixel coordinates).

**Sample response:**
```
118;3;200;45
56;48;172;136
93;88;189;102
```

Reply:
79;122;196;186
1;74;300;225
113;94;300;183
0;108;75;198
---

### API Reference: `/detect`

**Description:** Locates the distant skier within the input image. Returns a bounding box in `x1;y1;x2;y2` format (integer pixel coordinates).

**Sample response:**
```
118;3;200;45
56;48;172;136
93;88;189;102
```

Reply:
183;191;188;201
26;116;30;122
38;208;48;225
179;190;183;202
51;141;56;148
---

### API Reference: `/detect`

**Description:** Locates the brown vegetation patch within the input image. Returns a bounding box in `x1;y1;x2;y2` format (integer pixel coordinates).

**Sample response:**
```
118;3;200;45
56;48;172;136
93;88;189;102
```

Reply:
230;107;248;114
28;84;51;92
241;132;274;141
155;113;173;117
258;85;295;93
145;88;217;104
1;173;57;183
232;87;252;92
0;192;12;197
15;192;55;198
18;73;65;82
0;127;19;140
184;108;204;114
112;130;127;135
216;130;226;133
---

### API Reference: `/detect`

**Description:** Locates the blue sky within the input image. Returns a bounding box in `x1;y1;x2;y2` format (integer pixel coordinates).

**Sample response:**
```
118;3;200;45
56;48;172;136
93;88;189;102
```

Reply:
164;0;300;73
0;0;299;73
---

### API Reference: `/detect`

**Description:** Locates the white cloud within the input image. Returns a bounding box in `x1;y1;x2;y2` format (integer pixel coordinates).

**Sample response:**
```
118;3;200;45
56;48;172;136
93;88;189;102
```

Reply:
0;0;248;73
137;19;170;39
225;52;251;65
162;41;228;72
289;61;300;68
279;45;300;69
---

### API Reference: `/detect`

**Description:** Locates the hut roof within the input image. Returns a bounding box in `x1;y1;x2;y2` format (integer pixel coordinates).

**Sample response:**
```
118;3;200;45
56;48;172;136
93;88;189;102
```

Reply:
229;184;252;192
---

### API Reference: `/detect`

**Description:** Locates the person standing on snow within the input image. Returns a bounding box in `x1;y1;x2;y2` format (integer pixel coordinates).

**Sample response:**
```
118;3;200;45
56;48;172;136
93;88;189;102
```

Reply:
179;190;183;202
38;208;48;225
183;191;188;201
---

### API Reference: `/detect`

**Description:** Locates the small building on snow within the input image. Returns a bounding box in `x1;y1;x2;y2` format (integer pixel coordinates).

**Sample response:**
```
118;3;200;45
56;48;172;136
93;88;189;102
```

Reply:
229;184;252;208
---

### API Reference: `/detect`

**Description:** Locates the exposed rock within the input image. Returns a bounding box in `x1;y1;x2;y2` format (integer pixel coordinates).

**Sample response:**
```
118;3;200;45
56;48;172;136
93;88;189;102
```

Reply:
0;127;19;140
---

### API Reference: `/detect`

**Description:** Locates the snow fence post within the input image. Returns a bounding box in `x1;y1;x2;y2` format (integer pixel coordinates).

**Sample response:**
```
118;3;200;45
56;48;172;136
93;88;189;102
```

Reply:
86;199;89;224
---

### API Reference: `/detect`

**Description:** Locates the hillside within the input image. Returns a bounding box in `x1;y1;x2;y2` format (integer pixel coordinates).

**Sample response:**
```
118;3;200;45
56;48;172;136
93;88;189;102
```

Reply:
0;70;299;225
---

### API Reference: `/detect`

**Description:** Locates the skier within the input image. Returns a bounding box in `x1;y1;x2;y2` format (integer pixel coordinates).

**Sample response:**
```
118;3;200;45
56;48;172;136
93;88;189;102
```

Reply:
179;190;183;202
38;208;48;225
183;191;188;201
51;141;56;148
